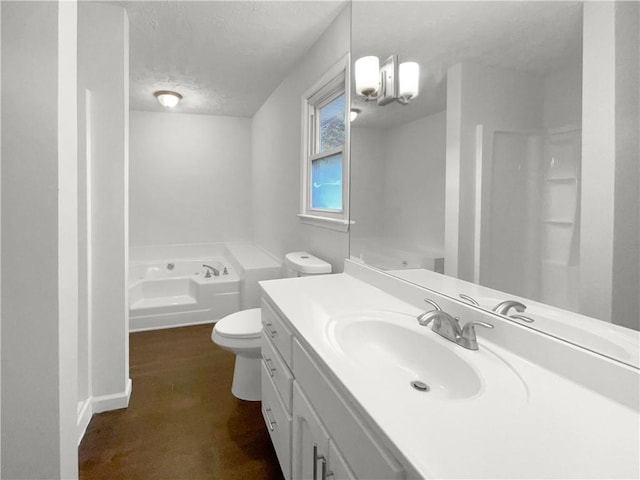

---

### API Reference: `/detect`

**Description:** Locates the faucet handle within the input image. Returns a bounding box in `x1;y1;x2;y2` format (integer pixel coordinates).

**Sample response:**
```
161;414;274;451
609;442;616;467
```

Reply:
461;321;494;340
423;298;441;311
459;293;480;306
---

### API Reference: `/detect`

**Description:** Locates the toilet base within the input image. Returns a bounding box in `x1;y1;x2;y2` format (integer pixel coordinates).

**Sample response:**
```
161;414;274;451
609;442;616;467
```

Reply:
231;354;261;401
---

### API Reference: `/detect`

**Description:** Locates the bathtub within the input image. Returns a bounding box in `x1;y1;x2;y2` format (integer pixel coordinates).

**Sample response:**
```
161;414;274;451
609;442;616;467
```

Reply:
129;258;241;331
350;239;444;273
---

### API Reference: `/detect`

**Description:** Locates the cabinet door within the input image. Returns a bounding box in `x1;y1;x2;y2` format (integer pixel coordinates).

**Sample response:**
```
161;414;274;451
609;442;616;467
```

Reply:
328;439;356;480
292;382;330;480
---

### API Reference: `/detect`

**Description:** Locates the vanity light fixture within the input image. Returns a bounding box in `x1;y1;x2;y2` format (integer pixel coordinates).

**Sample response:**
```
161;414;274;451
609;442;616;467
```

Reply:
350;108;361;122
154;90;182;108
355;55;419;106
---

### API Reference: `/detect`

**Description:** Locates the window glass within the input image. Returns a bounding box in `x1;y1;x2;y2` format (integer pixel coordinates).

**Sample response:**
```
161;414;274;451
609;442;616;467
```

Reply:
319;93;345;152
311;152;343;210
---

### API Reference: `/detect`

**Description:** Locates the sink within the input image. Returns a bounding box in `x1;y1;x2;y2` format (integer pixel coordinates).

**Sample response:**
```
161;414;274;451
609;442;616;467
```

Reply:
327;311;482;400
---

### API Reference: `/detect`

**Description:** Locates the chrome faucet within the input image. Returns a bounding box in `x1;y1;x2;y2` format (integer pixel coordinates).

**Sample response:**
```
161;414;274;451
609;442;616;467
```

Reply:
417;298;494;350
459;293;480;306
492;299;526;316
418;310;462;343
202;264;219;278
459;321;494;350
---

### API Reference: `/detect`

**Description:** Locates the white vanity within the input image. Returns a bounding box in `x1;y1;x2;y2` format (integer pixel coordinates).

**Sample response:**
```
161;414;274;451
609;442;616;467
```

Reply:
259;260;639;479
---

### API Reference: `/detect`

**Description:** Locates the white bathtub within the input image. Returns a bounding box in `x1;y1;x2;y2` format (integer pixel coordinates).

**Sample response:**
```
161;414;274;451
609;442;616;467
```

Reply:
129;258;241;331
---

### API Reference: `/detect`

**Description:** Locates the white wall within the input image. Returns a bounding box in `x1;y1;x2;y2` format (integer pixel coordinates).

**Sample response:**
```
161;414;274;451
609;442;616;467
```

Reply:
351;111;446;256
350;126;386;240
581;2;639;329
382;112;446;251
77;2;130;415
0;2;3;471
1;2;78;477
445;62;544;281
543;63;582;130
130;111;252;247
251;6;350;273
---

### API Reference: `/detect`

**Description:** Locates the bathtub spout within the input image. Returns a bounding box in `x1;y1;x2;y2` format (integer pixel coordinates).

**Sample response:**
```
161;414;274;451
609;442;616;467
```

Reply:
203;264;220;278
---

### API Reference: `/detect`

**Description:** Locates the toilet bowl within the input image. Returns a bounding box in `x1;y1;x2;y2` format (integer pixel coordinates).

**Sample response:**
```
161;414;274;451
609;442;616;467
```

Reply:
211;308;262;401
211;251;331;401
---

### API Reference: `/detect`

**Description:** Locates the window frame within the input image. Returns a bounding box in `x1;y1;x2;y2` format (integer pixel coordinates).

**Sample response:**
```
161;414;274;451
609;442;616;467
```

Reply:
298;54;351;231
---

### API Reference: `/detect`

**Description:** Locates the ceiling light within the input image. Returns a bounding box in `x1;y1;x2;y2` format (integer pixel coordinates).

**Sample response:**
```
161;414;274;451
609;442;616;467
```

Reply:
154;90;182;108
355;55;419;106
350;108;361;122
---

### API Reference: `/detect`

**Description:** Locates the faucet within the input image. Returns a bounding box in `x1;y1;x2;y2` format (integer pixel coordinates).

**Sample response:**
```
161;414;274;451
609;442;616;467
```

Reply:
417;310;462;343
202;264;219;278
417;298;494;350
459;293;480;306
492;299;526;316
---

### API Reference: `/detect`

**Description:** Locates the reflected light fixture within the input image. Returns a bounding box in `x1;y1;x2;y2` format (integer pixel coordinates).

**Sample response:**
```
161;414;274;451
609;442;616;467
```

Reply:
154;90;182;108
350;108;361;122
355;55;419;106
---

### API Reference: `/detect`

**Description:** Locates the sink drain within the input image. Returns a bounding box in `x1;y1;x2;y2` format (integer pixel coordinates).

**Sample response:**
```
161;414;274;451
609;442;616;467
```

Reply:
411;380;430;392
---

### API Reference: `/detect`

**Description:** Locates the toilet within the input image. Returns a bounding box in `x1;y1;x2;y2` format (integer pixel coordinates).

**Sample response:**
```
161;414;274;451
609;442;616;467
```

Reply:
211;251;332;401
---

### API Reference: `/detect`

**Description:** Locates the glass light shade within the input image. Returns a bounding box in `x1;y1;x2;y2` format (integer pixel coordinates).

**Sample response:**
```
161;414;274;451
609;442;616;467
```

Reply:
350;109;360;122
355;56;380;96
399;62;420;99
154;90;182;108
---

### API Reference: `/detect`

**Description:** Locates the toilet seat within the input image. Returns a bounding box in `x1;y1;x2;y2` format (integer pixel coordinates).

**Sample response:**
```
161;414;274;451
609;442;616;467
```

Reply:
214;308;262;339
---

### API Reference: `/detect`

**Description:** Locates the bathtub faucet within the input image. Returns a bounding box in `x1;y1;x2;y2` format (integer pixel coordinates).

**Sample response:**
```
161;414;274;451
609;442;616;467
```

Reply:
202;264;220;278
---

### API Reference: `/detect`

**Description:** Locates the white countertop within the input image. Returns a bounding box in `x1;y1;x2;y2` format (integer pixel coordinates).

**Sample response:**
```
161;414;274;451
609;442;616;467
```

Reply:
260;272;640;479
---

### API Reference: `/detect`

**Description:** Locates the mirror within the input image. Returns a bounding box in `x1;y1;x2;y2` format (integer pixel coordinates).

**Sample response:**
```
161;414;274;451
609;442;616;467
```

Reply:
350;1;640;368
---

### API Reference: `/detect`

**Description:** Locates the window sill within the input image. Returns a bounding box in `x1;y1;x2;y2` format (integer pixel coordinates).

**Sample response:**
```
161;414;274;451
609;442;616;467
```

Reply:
297;214;354;232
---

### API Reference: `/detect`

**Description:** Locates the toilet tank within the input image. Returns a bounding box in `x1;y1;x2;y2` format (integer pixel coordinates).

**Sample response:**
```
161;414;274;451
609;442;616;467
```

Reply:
284;252;332;277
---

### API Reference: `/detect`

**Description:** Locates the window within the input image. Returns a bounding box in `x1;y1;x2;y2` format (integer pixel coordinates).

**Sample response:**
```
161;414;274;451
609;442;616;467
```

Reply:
299;55;351;231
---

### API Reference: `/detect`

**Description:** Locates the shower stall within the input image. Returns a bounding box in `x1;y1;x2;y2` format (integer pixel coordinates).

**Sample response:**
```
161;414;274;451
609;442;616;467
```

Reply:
475;125;581;311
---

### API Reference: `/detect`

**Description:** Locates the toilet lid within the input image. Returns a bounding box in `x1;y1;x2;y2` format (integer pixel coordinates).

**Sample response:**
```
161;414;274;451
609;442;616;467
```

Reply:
214;308;262;339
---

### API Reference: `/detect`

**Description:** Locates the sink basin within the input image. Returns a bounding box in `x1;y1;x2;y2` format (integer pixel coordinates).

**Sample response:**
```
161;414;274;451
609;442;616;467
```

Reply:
327;311;482;400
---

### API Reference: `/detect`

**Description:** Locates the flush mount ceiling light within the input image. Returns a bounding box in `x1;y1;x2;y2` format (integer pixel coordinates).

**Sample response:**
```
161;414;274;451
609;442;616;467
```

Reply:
154;90;182;108
355;55;419;106
350;108;361;122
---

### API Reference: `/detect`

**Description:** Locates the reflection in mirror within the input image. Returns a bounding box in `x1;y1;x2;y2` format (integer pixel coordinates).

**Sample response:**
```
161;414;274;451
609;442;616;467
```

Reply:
349;1;639;367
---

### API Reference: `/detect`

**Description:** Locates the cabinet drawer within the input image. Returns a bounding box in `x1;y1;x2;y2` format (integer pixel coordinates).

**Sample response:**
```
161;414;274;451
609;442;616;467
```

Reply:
262;361;292;480
293;339;404;480
262;332;294;412
261;298;293;367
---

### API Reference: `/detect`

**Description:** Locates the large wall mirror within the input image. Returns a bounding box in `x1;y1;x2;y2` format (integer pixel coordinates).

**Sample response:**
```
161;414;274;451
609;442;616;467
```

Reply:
349;1;639;368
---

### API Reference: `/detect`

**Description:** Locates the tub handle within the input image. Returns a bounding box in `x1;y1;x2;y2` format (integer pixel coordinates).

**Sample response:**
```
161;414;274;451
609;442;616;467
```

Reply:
263;357;276;377
264;323;277;338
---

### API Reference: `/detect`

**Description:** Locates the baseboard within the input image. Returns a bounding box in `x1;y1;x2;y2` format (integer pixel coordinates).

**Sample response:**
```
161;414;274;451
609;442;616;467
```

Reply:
76;379;133;445
130;318;215;333
92;378;133;413
77;398;93;445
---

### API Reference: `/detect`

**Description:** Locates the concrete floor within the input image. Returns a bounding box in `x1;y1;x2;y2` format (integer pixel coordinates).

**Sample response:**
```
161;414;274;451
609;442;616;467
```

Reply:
79;323;283;480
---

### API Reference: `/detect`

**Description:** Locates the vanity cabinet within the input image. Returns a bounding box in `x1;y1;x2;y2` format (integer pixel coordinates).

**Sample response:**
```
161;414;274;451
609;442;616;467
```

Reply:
260;296;406;480
292;382;356;479
261;299;294;479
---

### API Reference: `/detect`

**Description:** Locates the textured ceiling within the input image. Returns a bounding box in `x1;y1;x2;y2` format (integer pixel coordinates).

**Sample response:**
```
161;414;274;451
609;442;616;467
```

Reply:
125;1;583;122
125;1;346;116
352;1;583;129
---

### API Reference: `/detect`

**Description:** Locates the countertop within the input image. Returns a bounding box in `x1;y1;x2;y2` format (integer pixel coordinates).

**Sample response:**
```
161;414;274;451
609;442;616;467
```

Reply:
260;272;639;479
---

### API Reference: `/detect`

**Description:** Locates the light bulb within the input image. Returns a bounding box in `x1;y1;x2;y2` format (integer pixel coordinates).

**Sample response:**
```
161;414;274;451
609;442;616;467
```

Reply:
399;62;419;100
355;56;380;97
